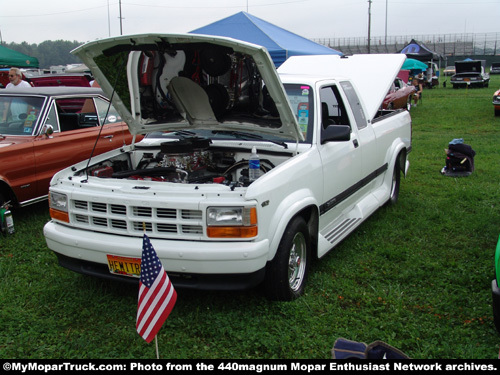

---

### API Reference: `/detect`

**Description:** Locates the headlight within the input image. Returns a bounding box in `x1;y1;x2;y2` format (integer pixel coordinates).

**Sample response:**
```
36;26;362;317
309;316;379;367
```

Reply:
207;206;257;238
49;192;69;222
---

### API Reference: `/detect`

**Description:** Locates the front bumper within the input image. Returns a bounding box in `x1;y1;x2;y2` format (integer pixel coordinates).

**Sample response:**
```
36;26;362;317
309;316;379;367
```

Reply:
451;80;487;87
44;221;270;290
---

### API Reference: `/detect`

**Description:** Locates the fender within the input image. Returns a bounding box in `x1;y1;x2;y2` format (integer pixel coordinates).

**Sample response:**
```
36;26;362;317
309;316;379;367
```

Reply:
0;177;16;205
265;188;319;261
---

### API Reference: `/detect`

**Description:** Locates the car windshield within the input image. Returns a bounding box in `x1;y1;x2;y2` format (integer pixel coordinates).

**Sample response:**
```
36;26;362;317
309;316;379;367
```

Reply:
145;129;292;148
0;95;45;136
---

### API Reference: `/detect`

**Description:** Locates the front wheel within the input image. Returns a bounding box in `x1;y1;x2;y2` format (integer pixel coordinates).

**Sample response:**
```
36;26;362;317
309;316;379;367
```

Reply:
264;216;311;301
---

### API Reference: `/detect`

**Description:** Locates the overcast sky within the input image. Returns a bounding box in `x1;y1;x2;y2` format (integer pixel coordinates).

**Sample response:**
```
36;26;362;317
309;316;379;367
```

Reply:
1;0;498;45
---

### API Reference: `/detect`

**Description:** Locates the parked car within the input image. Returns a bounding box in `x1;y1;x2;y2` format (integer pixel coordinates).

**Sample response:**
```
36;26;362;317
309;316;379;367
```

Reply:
383;77;415;111
451;60;489;88
492;235;500;334
0;87;140;208
43;33;411;300
490;62;500;75
1;69;92;89
443;66;456;76
493;88;500;116
27;73;92;87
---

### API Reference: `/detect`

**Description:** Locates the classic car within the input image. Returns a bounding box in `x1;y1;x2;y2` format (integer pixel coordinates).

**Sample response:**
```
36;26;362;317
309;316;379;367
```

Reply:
0;87;139;208
382;77;415;111
1;69;92;89
493;88;500;116
490;62;500;75
492;235;500;334
27;73;92;87
451;60;490;88
443;66;456;76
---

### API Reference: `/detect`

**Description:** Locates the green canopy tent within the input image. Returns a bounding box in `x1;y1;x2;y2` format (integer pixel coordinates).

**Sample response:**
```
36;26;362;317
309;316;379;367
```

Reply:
0;45;39;68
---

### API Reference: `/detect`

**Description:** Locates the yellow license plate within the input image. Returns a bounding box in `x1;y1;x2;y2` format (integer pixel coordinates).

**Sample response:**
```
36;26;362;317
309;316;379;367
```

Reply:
107;254;141;278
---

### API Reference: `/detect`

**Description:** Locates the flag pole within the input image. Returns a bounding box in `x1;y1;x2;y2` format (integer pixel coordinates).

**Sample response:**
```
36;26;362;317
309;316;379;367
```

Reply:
155;336;160;359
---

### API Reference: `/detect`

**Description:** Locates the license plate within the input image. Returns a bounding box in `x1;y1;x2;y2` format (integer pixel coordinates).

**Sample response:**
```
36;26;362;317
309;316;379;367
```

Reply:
464;78;470;82
107;254;141;278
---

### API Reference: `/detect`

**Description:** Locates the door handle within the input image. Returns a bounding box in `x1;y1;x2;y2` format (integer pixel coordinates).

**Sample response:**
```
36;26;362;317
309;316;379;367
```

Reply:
353;139;359;148
103;135;114;142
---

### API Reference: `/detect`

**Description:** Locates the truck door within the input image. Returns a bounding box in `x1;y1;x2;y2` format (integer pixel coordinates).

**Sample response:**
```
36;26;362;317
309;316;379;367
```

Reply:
339;81;379;184
318;84;363;227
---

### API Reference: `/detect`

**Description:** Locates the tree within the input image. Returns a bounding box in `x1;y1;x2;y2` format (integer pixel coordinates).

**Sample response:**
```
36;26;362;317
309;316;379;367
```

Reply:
4;40;84;68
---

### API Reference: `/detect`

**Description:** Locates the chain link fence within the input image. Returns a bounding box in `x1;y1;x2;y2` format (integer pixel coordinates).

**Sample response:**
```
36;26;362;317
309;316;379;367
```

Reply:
313;32;500;57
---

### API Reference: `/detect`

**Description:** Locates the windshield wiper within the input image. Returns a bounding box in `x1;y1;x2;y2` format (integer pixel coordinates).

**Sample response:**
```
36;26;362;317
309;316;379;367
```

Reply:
211;130;288;149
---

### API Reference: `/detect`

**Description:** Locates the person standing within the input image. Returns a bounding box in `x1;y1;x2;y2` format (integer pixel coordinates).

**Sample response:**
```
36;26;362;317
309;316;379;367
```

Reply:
6;68;31;89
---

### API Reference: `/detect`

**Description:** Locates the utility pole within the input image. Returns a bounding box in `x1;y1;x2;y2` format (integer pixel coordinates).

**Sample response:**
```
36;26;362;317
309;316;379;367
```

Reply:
385;0;388;46
108;0;111;37
119;0;123;35
367;0;372;53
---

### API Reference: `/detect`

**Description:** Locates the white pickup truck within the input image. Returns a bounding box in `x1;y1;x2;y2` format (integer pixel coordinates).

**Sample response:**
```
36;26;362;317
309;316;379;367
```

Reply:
44;34;411;300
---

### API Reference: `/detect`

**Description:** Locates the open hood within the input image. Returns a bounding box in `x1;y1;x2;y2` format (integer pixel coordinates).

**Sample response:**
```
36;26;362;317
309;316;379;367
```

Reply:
72;33;303;141
278;54;406;122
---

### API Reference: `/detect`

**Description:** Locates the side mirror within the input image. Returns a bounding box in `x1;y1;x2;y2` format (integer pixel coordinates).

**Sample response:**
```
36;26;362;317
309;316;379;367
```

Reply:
321;125;351;144
42;124;54;138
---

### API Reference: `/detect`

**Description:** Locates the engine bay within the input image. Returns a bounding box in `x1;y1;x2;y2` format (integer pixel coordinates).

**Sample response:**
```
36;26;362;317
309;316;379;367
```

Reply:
84;136;283;188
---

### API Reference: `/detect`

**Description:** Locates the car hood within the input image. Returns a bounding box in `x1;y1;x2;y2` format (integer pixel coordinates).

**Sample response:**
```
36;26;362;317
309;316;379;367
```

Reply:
277;54;406;122
72;33;303;141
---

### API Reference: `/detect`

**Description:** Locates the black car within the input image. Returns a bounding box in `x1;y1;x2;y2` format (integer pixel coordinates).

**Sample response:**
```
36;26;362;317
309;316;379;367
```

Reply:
490;62;500;75
451;60;490;88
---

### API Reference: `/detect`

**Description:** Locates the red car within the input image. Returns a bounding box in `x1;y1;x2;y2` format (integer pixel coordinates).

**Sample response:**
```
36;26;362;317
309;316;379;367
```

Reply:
0;87;140;208
1;70;92;88
493;88;500;116
383;77;415;111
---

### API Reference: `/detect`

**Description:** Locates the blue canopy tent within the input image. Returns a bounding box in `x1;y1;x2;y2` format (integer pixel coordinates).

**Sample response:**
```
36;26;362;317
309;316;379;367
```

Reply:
190;12;342;67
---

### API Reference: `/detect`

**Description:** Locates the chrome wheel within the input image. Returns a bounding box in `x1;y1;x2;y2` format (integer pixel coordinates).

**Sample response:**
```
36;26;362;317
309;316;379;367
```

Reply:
264;216;311;300
288;232;307;292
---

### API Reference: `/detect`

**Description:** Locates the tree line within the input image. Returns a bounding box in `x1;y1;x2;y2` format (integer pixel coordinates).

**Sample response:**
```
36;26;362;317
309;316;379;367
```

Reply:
3;40;84;68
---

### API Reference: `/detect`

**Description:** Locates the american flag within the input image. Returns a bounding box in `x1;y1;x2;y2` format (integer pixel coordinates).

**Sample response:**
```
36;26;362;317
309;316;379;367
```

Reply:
136;234;177;343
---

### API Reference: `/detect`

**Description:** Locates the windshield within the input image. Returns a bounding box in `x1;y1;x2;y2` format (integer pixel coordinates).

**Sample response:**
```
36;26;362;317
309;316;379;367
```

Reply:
0;95;45;136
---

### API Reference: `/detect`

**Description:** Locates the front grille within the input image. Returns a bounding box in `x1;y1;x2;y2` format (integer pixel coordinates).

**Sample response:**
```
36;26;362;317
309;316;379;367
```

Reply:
69;200;204;238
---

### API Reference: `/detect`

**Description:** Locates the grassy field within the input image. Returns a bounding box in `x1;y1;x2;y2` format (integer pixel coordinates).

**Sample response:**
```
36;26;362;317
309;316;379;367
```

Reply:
1;74;499;360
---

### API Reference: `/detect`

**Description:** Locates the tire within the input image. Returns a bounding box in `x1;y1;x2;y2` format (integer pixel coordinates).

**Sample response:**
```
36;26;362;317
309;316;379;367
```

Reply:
387;157;401;206
264;216;311;301
495;109;500;117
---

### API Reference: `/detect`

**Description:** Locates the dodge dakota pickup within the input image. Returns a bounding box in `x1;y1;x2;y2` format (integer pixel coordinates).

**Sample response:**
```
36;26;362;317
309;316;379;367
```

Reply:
43;34;412;300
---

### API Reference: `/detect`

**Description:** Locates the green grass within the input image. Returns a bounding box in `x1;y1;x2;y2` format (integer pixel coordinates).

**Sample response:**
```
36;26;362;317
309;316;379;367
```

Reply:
1;74;499;359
